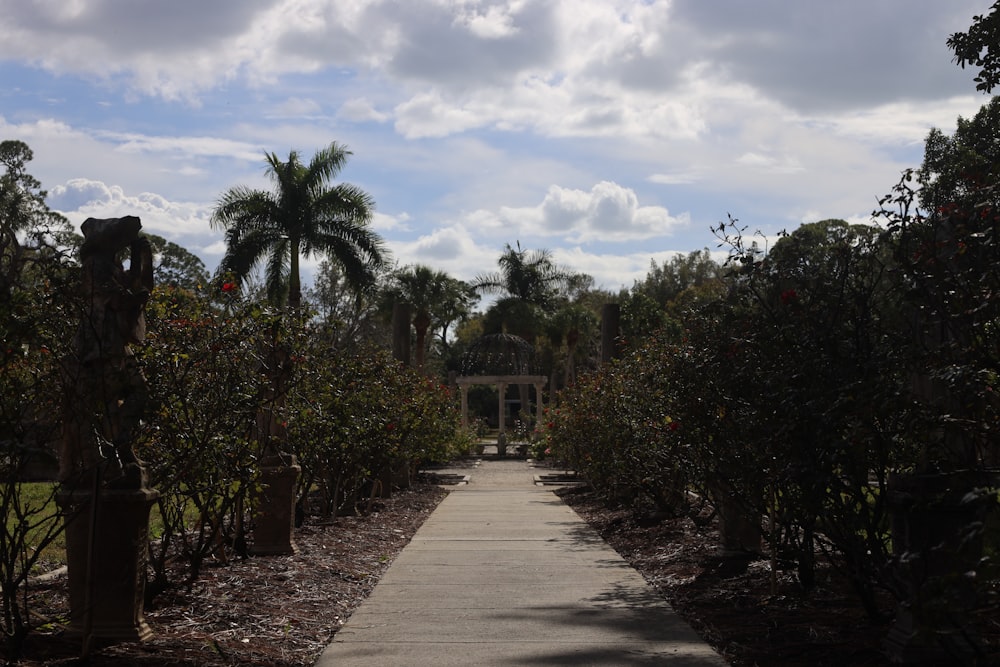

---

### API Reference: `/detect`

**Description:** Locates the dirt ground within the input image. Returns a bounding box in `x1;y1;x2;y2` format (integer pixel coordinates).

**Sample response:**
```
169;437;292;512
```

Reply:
10;474;1000;666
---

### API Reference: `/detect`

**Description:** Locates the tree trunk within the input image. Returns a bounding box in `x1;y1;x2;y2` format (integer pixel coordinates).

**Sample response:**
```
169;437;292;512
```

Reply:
288;237;301;310
413;310;431;370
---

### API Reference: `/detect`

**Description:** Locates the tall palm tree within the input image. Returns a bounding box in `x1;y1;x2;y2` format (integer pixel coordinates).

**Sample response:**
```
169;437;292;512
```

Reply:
211;142;387;309
473;242;575;429
473;242;570;338
474;242;566;307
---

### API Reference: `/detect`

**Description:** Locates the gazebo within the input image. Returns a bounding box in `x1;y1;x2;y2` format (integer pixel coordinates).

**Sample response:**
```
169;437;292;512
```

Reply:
456;333;547;440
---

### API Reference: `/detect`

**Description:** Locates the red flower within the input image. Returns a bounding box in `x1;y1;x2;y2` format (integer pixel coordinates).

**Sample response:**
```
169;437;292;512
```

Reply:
221;282;236;293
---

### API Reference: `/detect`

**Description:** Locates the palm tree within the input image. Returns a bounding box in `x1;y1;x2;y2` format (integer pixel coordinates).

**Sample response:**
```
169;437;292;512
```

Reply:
473;242;576;429
211;142;387;309
474;242;566;306
473;242;570;339
383;265;477;369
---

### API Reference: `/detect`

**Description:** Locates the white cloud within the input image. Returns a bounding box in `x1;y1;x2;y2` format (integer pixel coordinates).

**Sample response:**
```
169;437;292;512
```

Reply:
735;151;804;175
454;3;522;39
337;97;390;123
649;170;702;185
553;246;706;292
270;96;323;118
97;132;264;162
371;211;410;232
810;96;986;146
49;178;215;240
393;224;498;282
469;181;688;243
394;92;490;139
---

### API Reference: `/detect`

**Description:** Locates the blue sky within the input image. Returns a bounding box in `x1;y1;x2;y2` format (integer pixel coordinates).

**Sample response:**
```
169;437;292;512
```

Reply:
0;0;992;292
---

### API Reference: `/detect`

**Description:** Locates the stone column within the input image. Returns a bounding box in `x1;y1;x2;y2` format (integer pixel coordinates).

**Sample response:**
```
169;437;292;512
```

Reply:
59;487;159;643
250;454;300;555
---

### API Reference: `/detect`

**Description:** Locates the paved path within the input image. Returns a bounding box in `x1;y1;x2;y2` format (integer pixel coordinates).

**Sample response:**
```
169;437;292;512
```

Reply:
314;459;727;666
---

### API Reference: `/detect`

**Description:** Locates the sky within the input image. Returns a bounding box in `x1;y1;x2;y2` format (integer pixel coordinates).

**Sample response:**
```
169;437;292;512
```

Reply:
0;0;993;294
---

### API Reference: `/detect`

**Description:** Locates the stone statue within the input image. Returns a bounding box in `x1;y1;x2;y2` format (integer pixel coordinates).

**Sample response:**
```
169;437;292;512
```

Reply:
61;216;153;489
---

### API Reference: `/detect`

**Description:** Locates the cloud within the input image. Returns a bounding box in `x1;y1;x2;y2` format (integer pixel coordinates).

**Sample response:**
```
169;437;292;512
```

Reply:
3;0;976;146
394;92;489;138
97;132;264;162
735;151;804;175
552;246;721;292
392;224;499;282
337;97;390;123
392;223;695;292
649;170;703;185
809;96;985;146
469;181;688;243
371;211;410;232
270;97;323;118
48;177;215;240
0;0;989;303
385;1;558;88
668;0;984;112
455;3;523;39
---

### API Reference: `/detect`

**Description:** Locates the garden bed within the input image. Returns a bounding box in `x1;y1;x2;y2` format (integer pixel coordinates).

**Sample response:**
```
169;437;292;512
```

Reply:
11;480;1000;666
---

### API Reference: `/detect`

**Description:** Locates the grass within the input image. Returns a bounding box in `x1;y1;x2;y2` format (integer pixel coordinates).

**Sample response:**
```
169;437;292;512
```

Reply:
5;482;175;573
3;482;66;573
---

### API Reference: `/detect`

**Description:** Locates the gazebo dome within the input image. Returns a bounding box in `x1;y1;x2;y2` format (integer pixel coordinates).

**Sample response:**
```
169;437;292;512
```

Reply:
460;333;535;376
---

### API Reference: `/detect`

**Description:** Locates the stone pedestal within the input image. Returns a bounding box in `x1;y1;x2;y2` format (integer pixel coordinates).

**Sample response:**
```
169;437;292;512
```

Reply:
250;456;300;556
884;471;990;662
58;486;159;643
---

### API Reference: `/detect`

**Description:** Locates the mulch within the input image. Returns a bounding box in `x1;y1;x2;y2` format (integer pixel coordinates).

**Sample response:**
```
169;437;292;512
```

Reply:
12;483;448;666
10;475;1000;666
556;485;894;667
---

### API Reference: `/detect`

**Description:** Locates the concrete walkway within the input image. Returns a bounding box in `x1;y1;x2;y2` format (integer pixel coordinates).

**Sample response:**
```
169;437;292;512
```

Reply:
314;459;727;666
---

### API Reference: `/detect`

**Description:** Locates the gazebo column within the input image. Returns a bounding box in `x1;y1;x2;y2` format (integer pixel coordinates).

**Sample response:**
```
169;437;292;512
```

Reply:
497;381;507;435
534;382;545;427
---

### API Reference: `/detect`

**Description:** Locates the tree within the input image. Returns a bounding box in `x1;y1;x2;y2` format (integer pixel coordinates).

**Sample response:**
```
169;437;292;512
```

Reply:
143;233;210;291
381;265;477;370
948;1;1000;93
547;301;597;387
917;96;1000;218
621;249;724;343
631;249;723;307
474;242;568;307
211;142;388;309
0;140;72;298
0;140;74;658
473;242;571;339
305;259;387;350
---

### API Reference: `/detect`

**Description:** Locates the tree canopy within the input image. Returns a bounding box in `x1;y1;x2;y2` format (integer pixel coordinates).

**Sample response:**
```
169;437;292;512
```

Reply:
211;142;388;309
948;1;1000;93
917;96;1000;215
